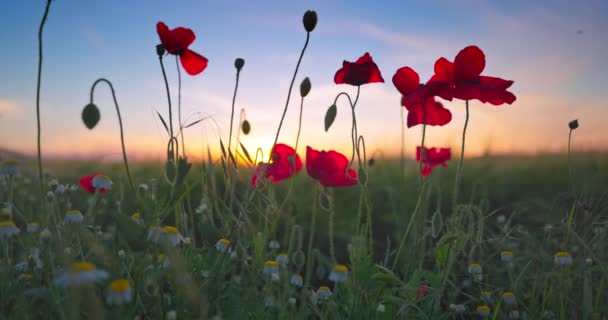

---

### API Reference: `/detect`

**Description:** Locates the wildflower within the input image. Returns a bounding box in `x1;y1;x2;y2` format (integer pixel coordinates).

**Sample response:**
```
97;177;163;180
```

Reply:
54;261;109;288
1;160;19;176
306;146;358;187
147;227;164;244
276;253;289;265
39;228;51;239
46;191;55;200
449;304;466;313
54;184;67;194
64;210;84;224
468;263;483;281
251;144;302;186
392;66;452;127
501;250;514;262
268;240;280;250
334;52;384;86
19;273;33;281
162;226;184;247
554;251;573;265
0;220;20;239
416;282;429;300
138;183;149;192
79;173;110;193
131;212;143;225
509;309;521;319
106;279;133;305
157;22;208;75
328;264;349;283
416;147;451;177
317;286;332;300
290;274;303;287
215;238;231;253
430;46;516;105
117;250;126;259
263;261;279;275
502;291;516;305
477;305;491;317
376;304;386;312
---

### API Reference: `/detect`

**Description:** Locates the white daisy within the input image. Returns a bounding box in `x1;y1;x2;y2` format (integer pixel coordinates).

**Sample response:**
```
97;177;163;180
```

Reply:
276;253;289;265
106;279;133;305
54;261;109;288
215;238;230;253
329;264;349;282
162;226;184;247
1;160;19;177
64;210;84;224
263;261;279;275
92;174;112;191
0;220;20;239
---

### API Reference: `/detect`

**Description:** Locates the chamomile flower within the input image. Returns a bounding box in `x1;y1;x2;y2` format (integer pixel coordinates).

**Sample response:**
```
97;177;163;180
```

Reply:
554;251;573;265
27;222;39;233
0;220;20;239
55;184;67;194
54;261;109;288
1;160;19;176
509;309;521;319
376;304;386;312
501;250;514;262
39;228;51;239
317;286;332;300
329;264;349;283
130;212;144;225
268;240;280;250
290;274;303;287
215;238;231;253
162;226;184;247
276;253;289;265
468;263;483;281
449;304;466;313
106;279;133;305
263;261;279;275
481;291;492;302
502;291;516;305
138;183;149;192
92;174;113;190
19;273;33;281
147;227;164;243
477;305;491;317
64;210;84;224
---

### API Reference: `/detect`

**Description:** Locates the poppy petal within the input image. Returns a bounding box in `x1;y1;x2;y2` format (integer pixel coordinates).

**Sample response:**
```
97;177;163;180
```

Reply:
180;49;209;75
433;57;454;82
334;53;384;86
157;22;196;54
454;46;485;82
405;97;452;128
392;67;420;96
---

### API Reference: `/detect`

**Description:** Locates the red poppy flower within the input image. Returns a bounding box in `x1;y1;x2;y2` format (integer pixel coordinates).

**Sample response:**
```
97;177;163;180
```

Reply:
251;143;302;186
416;282;429;300
306;146;357;187
416;147;451;177
430;46;516;105
392;66;452;128
79;173;110;194
157;22;209;76
334;52;385;86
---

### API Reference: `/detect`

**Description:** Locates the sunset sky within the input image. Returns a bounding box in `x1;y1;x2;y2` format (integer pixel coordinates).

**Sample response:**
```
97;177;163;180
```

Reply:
1;0;607;162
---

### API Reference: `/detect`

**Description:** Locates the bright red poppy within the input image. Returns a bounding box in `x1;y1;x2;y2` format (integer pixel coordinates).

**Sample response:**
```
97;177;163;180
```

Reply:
334;52;385;86
416;147;451;177
306;146;357;187
79;173;109;194
157;22;209;76
251;143;302;186
416;282;429;300
392;66;452;128
430;46;516;105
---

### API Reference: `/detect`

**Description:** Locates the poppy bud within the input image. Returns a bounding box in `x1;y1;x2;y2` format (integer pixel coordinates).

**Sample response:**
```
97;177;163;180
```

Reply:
82;103;100;129
242;120;251;135
300;77;311;97
156;44;166;57
302;10;317;32
324;104;337;132
569;119;579;130
234;58;245;71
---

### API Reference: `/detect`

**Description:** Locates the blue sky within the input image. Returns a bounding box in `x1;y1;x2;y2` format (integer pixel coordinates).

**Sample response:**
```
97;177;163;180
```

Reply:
1;0;607;162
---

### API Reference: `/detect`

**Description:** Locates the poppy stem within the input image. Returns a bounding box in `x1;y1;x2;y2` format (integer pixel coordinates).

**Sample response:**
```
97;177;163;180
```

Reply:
350;86;361;169
158;56;174;146
228;62;242;158
35;0;52;202
89;78;135;192
176;55;185;158
400;104;406;180
391;183;425;271
271;32;310;154
302;188;318;307
453;100;470;209
419;104;428;189
568;128;576;199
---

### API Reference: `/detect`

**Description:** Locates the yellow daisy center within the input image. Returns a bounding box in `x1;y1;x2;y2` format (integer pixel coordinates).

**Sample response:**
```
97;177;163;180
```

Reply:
477;305;490;311
503;292;514;298
469;263;481;268
70;261;96;272
95;174;111;180
500;251;512;256
21;273;33;280
319;286;330;291
131;212;141;219
264;261;278;267
0;220;16;228
163;226;179;234
335;264;348;272
158;254;167;261
555;251;571;257
219;238;230;246
110;279;130;293
66;210;81;215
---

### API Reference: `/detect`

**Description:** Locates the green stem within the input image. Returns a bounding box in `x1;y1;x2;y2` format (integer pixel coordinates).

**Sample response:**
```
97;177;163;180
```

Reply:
419;108;427;189
271;32;310;153
35;0;52;199
89;78;135;191
567;128;576;199
176;55;185;158
301;189;318;314
391;183;425;271
453;100;470;209
228;66;241;156
400;104;405;181
158;56;174;148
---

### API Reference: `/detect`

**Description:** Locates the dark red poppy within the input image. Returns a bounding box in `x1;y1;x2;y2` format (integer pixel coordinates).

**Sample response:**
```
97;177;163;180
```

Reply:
392;66;452;128
416;147;451;177
79;173;109;194
416;282;429;300
334;52;385;86
251;143;302;186
306;146;357;187
430;46;516;105
157;22;209;76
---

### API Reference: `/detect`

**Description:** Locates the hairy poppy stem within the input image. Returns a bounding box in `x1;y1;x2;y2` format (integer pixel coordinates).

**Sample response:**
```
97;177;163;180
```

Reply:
271;32;310;153
176;55;185;158
453;100;470;209
35;0;51;201
158;56;174;146
228;63;242;157
89;78;135;192
419;106;428;189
